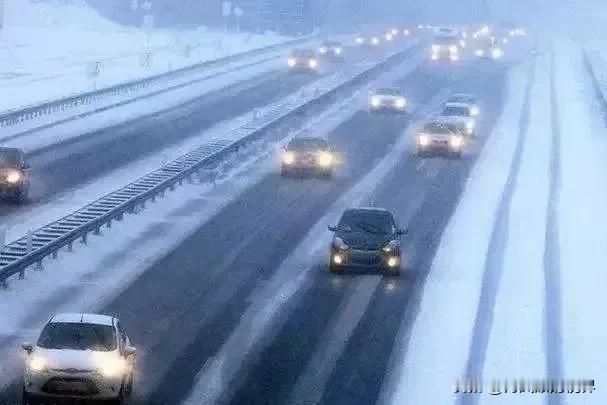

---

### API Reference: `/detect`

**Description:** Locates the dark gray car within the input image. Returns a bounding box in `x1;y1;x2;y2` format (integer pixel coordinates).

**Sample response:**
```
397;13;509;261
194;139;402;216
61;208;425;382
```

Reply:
328;208;407;275
0;147;30;203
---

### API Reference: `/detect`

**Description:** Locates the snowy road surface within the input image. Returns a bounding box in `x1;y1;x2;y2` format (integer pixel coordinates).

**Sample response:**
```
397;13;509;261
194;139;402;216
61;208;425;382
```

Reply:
1;33;606;405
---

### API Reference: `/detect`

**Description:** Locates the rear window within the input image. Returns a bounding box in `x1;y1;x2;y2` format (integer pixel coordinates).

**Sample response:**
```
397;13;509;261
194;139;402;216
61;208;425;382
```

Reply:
337;210;395;235
448;95;475;104
292;49;315;57
442;106;470;116
37;322;117;352
288;138;328;150
323;41;341;47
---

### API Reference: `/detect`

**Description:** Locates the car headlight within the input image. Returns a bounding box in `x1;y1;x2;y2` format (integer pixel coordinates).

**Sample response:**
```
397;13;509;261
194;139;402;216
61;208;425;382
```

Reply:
492;48;503;58
431;53;438;60
29;356;48;373
418;134;430;146
459;40;466;47
334;47;342;55
450;135;464;148
385;33;393;41
449;45;458;53
317;151;333;167
466;121;475;133
98;357;128;378
395;98;406;108
382;240;399;253
387;256;400;267
287;58;296;67
502;38;508;44
372;37;379;44
471;106;480;116
356;37;364;44
333;237;349;251
391;29;398;35
450;53;459;61
6;171;21;184
319;47;327;54
283;151;295;164
403;29;410;36
431;44;440;52
309;59;318;68
371;96;381;107
476;49;484;56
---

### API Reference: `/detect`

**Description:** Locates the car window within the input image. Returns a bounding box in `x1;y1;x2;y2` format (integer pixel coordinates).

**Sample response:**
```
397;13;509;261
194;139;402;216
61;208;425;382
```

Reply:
434;37;457;45
448;96;474;104
337;211;395;234
288;139;328;150
37;322;117;351
425;122;458;133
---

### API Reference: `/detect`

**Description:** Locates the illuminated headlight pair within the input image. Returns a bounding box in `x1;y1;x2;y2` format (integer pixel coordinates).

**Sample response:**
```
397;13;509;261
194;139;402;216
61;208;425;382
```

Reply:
6;170;21;184
283;151;332;166
28;354;127;378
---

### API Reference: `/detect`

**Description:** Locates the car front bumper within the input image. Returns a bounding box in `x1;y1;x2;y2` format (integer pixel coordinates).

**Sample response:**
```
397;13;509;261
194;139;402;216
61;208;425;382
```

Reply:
23;370;124;400
331;248;400;269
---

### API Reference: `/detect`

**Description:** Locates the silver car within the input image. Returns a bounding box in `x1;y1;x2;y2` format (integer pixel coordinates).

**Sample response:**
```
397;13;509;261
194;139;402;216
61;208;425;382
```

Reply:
369;88;407;113
416;118;469;158
20;313;136;404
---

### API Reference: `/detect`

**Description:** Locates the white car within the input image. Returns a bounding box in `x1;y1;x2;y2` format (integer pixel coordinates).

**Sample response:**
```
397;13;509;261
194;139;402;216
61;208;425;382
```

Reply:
430;35;461;61
369;88;407;113
20;313;136;404
439;102;477;135
416;118;470;158
447;93;480;116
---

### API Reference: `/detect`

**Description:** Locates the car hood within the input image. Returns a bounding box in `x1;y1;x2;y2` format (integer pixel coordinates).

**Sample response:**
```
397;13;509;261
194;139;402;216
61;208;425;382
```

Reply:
32;347;120;371
336;232;394;250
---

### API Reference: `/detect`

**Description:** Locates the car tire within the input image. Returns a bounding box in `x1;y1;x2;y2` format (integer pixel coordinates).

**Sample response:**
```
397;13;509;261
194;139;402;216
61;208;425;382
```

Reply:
329;263;340;273
21;389;39;405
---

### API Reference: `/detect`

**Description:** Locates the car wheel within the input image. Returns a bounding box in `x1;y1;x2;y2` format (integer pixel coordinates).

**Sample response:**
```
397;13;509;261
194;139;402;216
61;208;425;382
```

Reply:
329;263;341;273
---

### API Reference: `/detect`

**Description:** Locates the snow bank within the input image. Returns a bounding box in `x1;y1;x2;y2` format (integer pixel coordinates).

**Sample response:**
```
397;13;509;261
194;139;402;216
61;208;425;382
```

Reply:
554;37;607;405
0;0;289;112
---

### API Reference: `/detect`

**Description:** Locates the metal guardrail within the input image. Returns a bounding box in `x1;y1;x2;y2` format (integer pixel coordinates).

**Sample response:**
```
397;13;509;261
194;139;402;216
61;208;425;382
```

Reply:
0;42;420;288
583;49;607;124
0;36;315;130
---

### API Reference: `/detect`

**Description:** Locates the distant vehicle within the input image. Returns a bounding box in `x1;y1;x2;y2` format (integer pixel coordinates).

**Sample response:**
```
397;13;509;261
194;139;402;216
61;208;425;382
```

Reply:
439;102;477;135
20;313;136;405
328;207;407;275
447;93;480;116
318;40;344;60
369;87;407;113
0;147;30;203
281;137;334;177
430;35;460;61
474;38;504;59
356;34;381;47
287;49;319;73
416;118;470;158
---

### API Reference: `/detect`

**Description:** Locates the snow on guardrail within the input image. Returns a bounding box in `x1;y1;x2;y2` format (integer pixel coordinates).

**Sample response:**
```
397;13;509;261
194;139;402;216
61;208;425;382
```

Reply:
582;48;607;124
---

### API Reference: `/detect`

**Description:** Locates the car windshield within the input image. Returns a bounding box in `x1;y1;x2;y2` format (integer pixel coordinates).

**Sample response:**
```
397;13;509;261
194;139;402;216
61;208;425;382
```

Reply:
424;122;460;133
434;37;457;45
337;211;395;234
442;106;470;116
376;88;401;96
288;138;328;150
323;42;341;47
292;50;314;57
448;95;475;104
37;322;117;351
0;149;21;168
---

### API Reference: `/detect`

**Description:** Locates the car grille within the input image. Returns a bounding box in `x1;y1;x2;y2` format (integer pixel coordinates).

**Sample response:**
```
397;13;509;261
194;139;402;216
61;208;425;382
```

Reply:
42;377;100;396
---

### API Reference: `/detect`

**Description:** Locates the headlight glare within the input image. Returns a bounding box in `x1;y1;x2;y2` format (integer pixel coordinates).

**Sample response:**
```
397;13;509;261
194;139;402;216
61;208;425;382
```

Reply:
418;134;430;146
396;98;406;108
450;135;464;148
431;44;439;52
30;356;47;373
334;47;342;55
492;48;503;58
6;171;21;184
371;96;381;107
283;151;295;164
98;357;127;378
319;47;327;54
356;37;364;44
471;106;480;116
449;45;458;53
309;59;318;68
287;58;296;67
476;49;484;56
317;151;333;167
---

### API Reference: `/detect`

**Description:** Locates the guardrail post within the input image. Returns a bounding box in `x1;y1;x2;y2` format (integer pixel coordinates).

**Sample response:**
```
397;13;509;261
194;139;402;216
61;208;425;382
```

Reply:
27;230;33;253
1;278;6;289
94;226;101;235
35;260;44;272
68;240;73;252
81;233;88;245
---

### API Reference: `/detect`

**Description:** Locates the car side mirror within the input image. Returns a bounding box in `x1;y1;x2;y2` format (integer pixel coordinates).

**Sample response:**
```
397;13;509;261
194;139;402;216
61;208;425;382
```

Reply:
328;225;337;232
22;163;30;170
20;343;34;355
123;346;137;358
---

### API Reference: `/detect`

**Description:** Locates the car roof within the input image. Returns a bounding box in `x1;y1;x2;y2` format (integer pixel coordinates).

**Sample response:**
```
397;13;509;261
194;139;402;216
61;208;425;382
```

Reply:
50;313;116;326
444;102;471;109
375;87;401;94
345;207;391;214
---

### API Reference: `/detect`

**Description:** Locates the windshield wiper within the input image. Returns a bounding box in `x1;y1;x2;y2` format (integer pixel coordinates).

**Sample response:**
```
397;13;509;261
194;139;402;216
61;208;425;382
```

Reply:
92;328;112;351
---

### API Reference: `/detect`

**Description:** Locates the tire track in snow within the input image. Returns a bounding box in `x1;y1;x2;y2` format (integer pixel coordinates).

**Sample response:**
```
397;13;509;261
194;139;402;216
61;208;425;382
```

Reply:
543;44;564;405
458;56;537;405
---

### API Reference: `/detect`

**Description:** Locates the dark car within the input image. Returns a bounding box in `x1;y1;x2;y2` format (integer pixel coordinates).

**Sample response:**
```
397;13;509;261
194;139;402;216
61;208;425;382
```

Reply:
287;49;319;73
0;147;30;202
318;40;344;60
281;137;334;177
328;208;407;275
